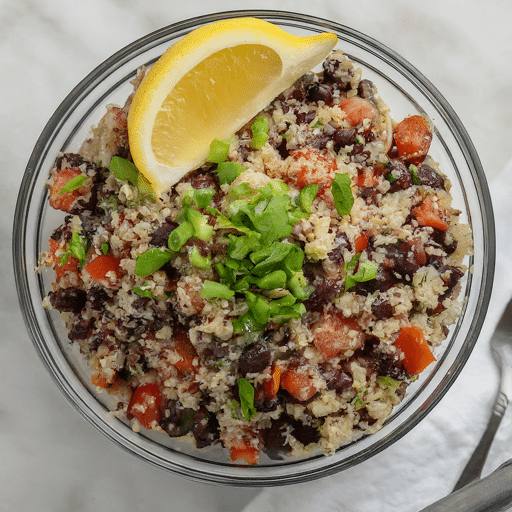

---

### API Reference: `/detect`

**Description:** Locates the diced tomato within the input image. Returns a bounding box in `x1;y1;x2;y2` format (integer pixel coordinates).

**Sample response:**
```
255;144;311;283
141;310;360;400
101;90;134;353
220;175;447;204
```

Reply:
280;367;318;402
127;383;162;429
48;237;79;280
394;325;436;375
338;96;379;128
263;365;282;399
289;147;337;194
229;438;260;465
172;326;198;374
48;167;84;212
312;313;364;360
354;232;368;253
412;199;449;231
393;115;432;165
84;254;122;286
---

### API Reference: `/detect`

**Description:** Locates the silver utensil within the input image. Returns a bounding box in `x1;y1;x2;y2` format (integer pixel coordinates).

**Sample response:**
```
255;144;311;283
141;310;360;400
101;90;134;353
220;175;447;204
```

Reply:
453;297;512;491
419;459;512;512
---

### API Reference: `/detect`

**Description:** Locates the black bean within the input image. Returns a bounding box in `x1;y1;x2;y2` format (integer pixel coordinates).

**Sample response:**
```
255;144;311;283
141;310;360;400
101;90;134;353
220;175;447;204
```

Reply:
350;144;370;164
357;79;376;105
238;341;271;376
261;417;292;460
416;164;445;190
303;273;342;312
190;171;219;191
319;365;354;393
289;416;320;446
68;317;94;341
371;296;393;320
382;240;421;278
192;408;220;449
358;408;378;426
86;286;110;310
295;110;316;125
49;287;87;313
161;400;195;437
150;218;178;247
387;159;413;192
327;232;351;266
307;83;333;105
333;128;357;150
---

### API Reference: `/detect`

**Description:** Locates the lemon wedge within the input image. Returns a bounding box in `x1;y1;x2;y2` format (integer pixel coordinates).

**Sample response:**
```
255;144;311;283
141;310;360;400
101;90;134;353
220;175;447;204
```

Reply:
127;17;337;196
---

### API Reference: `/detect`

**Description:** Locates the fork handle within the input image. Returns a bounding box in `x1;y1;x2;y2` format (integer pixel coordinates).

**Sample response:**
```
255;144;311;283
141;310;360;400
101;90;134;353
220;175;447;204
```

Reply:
452;385;510;491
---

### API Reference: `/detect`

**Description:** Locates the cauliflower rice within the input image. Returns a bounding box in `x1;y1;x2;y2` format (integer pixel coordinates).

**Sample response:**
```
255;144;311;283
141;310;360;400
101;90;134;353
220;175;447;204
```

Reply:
40;49;472;463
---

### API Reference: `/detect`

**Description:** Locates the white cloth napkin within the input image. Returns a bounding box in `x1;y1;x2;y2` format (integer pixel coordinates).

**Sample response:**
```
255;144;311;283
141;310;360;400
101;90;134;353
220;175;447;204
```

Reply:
242;160;512;512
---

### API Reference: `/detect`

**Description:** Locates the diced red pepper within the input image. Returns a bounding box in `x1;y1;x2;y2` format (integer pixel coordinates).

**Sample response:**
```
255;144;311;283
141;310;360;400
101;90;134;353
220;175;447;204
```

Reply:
412;199;449;231
354;232;368;253
263;365;282;399
172;326;198;374
280;367;317;402
127;383;162;429
84;255;121;285
394;325;436;375
229;438;260;465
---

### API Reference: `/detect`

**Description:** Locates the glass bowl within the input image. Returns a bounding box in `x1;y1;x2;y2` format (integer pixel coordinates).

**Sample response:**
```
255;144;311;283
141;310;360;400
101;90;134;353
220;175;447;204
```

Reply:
13;10;495;485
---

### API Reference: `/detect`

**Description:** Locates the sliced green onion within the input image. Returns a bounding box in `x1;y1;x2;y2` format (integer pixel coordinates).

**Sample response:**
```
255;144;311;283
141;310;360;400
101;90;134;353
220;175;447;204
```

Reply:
189;246;211;268
251;242;292;276
135;247;172;277
59;174;87;194
200;280;235;299
185;208;214;241
331;173;354;217
133;284;153;298
208;137;233;163
68;232;88;268
287;271;313;301
167;221;195;251
409;164;422;186
251;116;269;149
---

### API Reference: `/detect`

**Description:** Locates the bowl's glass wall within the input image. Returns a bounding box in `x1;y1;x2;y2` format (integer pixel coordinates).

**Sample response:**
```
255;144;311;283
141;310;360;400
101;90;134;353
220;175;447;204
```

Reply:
13;10;495;485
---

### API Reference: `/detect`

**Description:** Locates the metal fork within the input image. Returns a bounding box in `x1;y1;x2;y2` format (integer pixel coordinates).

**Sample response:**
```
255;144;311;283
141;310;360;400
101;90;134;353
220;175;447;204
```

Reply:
453;298;512;491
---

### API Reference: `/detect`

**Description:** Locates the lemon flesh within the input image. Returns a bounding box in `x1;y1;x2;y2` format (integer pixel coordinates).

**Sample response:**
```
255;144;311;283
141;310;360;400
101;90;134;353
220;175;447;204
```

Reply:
128;18;337;197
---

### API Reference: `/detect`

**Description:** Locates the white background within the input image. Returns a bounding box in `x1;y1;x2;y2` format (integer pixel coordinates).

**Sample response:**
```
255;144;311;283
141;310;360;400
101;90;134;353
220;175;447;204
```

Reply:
1;1;512;511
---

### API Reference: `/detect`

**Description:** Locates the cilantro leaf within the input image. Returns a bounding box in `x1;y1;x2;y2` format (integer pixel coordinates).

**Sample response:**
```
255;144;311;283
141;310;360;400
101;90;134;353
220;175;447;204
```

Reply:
59;174;87;194
331;173;354;216
344;253;378;291
237;378;257;421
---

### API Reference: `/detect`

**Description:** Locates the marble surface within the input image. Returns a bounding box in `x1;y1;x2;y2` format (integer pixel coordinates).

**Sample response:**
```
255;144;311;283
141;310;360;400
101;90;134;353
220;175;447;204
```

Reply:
2;1;512;511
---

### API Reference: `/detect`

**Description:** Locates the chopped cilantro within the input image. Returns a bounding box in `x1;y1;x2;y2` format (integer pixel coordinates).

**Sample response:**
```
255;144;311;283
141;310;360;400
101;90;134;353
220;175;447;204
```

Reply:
344;253;378;291
237;378;257;421
208;137;233;163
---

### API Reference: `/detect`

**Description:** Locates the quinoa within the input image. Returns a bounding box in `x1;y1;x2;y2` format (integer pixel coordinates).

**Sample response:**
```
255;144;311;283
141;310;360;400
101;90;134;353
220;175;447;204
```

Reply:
40;49;472;463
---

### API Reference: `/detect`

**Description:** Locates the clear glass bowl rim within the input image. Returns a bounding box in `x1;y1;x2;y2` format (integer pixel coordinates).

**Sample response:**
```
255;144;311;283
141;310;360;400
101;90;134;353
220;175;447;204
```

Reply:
13;9;495;486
